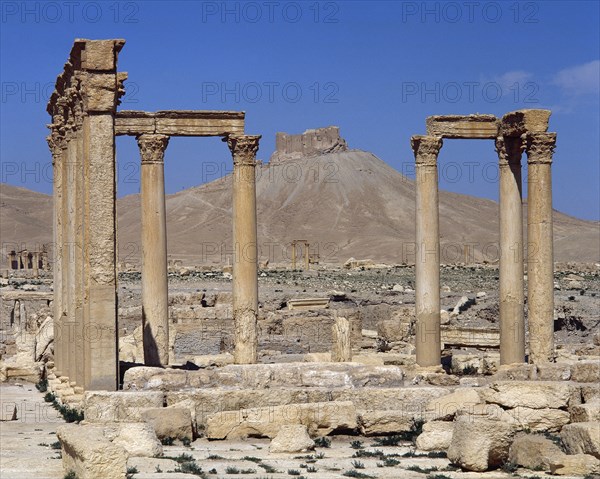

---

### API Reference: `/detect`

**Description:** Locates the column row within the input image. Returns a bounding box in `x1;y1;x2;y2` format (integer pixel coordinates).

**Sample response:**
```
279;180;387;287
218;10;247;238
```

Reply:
412;132;556;366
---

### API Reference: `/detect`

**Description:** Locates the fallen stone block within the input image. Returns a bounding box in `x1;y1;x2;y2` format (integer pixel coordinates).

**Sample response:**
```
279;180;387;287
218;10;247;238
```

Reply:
105;422;163;457
506;406;570;432
508;433;564;471
571;360;600;383
571;401;600;422
206;401;357;439
357;410;415;436
415;421;453;451
269;424;315;453
84;391;164;423
480;381;573;409
426;388;481;420
57;424;127;479
447;416;515;472
548;454;600;476
141;407;193;441
561;422;600;458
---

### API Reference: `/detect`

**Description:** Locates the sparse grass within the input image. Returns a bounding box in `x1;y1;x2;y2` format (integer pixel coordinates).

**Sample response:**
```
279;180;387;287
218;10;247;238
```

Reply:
36;379;48;392
426;475;453;479
50;441;61;450
352;449;385;459
351;460;365;469
314;437;331;448
126;466;138;478
376;457;400;467
258;463;277;473
63;472;77;479
207;454;224;460
44;392;55;403
226;466;240;474
161;436;174;446
371;435;402;447
342;471;376;478
240;469;255;474
182;437;192;447
500;461;518;473
242;456;262;463
407;465;438;474
175;459;206;477
350;440;364;449
306;465;317;473
288;470;301;476
155;465;162;473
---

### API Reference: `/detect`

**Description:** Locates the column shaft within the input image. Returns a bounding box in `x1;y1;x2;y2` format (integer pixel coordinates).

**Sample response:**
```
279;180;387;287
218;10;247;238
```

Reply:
412;136;442;367
49;134;65;377
526;132;556;363
497;137;525;364
228;135;261;364
138;134;170;366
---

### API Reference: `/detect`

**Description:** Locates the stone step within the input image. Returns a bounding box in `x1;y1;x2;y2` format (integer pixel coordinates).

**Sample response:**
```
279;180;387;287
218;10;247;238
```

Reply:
123;362;405;391
165;385;449;430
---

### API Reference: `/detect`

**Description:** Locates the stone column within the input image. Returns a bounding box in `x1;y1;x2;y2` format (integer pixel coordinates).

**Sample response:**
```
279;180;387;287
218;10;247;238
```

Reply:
304;242;310;270
137;134;170;367
332;316;352;362
411;135;443;367
525;132;557;363
227;134;261;364
291;241;297;269
496;136;525;364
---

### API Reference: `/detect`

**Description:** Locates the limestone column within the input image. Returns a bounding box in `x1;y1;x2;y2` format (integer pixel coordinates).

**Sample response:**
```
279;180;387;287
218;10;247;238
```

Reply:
411;135;443;367
51;138;65;378
496;136;525;364
227;134;261;364
137;134;170;366
525;132;557;363
291;241;297;269
304;242;310;270
332;316;352;362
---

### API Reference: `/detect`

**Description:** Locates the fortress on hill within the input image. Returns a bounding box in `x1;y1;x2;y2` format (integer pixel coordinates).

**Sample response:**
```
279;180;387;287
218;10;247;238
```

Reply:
270;126;348;162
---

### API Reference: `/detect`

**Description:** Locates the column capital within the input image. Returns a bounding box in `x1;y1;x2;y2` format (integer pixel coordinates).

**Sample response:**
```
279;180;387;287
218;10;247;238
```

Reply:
495;136;523;167
524;132;556;165
137;134;170;164
226;134;261;166
411;135;443;166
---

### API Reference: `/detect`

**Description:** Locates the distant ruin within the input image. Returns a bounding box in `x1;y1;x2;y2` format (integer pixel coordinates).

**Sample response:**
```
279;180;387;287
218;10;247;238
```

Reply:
270;126;347;162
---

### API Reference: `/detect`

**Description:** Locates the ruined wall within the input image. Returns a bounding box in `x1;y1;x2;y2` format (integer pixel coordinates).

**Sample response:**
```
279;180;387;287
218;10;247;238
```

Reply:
270;126;347;162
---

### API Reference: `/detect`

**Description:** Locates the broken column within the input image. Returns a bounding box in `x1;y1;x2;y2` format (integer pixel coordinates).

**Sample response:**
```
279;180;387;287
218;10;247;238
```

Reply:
411;135;443;367
227;134;261;364
496;136;525;364
525;132;557;363
137;134;170;366
332;315;352;362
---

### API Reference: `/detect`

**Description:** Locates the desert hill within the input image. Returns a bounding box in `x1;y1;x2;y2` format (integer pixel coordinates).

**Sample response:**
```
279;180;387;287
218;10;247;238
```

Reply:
1;128;598;265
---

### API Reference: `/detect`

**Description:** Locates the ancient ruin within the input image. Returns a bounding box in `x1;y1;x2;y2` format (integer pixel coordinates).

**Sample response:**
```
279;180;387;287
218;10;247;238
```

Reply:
6;247;49;274
412;111;557;367
45;39;261;390
2;38;599;479
270;126;347;162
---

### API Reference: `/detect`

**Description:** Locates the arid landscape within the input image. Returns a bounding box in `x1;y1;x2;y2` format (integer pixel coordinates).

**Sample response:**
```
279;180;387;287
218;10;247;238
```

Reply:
1;5;599;479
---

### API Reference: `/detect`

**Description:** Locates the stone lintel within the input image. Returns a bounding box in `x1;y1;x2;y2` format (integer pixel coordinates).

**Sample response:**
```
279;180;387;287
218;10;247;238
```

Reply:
115;110;245;137
500;109;551;137
426;114;499;139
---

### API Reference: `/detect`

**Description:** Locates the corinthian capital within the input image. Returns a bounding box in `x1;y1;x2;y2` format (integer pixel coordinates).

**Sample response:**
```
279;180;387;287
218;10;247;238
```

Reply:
137;134;170;164
226;135;261;166
495;136;523;167
524;132;556;165
411;135;443;166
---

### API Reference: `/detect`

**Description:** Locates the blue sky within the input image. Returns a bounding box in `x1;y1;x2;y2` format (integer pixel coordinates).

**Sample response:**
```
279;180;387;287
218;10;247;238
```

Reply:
1;1;599;220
